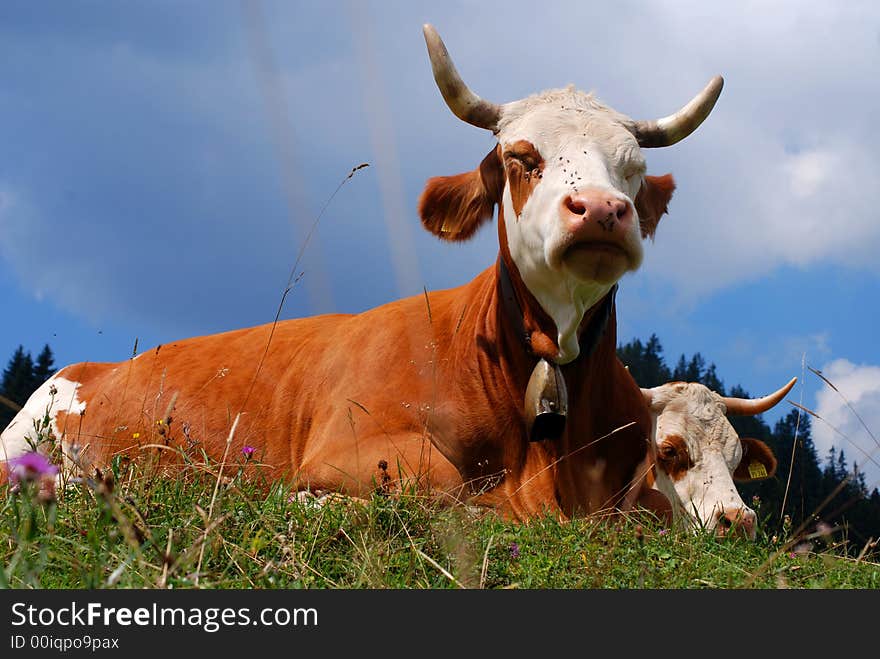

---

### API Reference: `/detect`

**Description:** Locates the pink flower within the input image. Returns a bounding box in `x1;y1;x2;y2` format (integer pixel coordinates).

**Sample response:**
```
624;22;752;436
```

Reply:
9;452;59;484
241;446;256;458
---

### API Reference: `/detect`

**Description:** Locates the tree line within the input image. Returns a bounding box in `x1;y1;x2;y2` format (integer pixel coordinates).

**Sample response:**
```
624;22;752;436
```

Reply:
2;339;878;548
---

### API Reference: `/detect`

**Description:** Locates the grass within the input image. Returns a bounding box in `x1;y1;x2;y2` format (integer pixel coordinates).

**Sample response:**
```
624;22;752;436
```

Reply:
2;453;879;589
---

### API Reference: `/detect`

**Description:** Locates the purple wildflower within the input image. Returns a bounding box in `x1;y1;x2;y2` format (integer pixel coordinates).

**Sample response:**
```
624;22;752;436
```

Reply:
241;445;256;458
9;452;59;484
509;542;520;560
658;528;669;536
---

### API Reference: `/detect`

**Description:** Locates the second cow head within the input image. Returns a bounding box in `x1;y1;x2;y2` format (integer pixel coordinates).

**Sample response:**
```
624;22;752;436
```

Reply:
641;378;796;539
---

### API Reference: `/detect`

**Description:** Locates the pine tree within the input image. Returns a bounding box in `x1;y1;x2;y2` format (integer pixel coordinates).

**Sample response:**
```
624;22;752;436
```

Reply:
618;338;644;376
822;447;839;494
617;334;671;388
794;413;823;522
672;354;689;381
31;344;56;389
685;354;706;382
836;449;849;483
1;345;35;406
1;346;34;428
642;335;671;387
854;464;868;497
0;344;58;429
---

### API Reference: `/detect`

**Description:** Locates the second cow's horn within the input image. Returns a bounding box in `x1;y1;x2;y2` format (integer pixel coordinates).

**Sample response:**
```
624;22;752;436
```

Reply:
524;358;568;442
722;377;797;416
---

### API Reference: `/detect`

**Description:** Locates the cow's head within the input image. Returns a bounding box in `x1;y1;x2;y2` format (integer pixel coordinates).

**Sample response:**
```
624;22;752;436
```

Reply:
641;378;796;539
418;24;722;363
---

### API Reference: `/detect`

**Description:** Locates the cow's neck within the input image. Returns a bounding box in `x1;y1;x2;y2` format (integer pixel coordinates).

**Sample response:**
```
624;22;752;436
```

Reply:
444;272;644;518
495;254;617;368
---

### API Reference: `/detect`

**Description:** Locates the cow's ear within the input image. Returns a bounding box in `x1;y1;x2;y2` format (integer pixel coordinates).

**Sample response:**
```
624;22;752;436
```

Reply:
635;173;676;239
734;438;778;481
418;146;504;241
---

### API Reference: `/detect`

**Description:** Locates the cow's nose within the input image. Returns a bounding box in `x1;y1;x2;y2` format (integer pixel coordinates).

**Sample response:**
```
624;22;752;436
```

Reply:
714;508;757;539
562;191;632;232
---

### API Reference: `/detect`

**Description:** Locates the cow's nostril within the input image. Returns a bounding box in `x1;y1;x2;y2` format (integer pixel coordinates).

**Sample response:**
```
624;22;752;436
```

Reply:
715;509;756;539
616;204;628;219
565;197;587;215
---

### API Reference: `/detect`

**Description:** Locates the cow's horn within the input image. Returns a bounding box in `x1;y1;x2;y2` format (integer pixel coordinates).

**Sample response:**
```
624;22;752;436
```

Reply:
423;24;502;132
722;377;797;416
524;358;568;442
628;75;724;148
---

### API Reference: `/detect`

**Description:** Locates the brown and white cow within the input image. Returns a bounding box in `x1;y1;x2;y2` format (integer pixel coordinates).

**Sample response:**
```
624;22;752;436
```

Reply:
635;378;795;539
0;25;723;522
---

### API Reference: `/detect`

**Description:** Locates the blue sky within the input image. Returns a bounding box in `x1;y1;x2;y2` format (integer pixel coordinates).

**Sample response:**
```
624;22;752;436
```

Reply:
1;1;879;485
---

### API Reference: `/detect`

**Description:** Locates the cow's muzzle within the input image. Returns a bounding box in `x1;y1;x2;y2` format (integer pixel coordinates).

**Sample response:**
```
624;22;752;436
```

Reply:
714;508;757;540
525;358;568;442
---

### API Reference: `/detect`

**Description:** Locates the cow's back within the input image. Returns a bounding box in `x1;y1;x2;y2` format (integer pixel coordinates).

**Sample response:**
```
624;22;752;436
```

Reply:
1;282;478;493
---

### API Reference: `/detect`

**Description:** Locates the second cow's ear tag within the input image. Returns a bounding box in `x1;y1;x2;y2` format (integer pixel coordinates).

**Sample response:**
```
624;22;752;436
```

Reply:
748;461;768;480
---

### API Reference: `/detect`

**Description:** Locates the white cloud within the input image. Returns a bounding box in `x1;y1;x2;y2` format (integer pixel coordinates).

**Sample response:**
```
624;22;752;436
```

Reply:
813;359;880;490
770;142;878;266
788;149;832;200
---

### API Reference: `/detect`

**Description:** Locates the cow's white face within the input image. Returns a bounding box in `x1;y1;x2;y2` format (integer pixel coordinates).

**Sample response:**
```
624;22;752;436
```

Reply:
497;90;651;362
645;382;778;539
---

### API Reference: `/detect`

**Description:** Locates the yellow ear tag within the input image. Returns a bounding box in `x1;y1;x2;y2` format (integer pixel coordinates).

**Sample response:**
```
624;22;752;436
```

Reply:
748;461;768;479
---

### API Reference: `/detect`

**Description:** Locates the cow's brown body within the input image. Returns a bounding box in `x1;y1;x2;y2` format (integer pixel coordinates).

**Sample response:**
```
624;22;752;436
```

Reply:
49;262;649;521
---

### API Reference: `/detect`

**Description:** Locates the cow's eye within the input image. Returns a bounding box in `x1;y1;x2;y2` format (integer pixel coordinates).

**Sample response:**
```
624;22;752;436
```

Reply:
505;152;540;173
658;444;677;461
